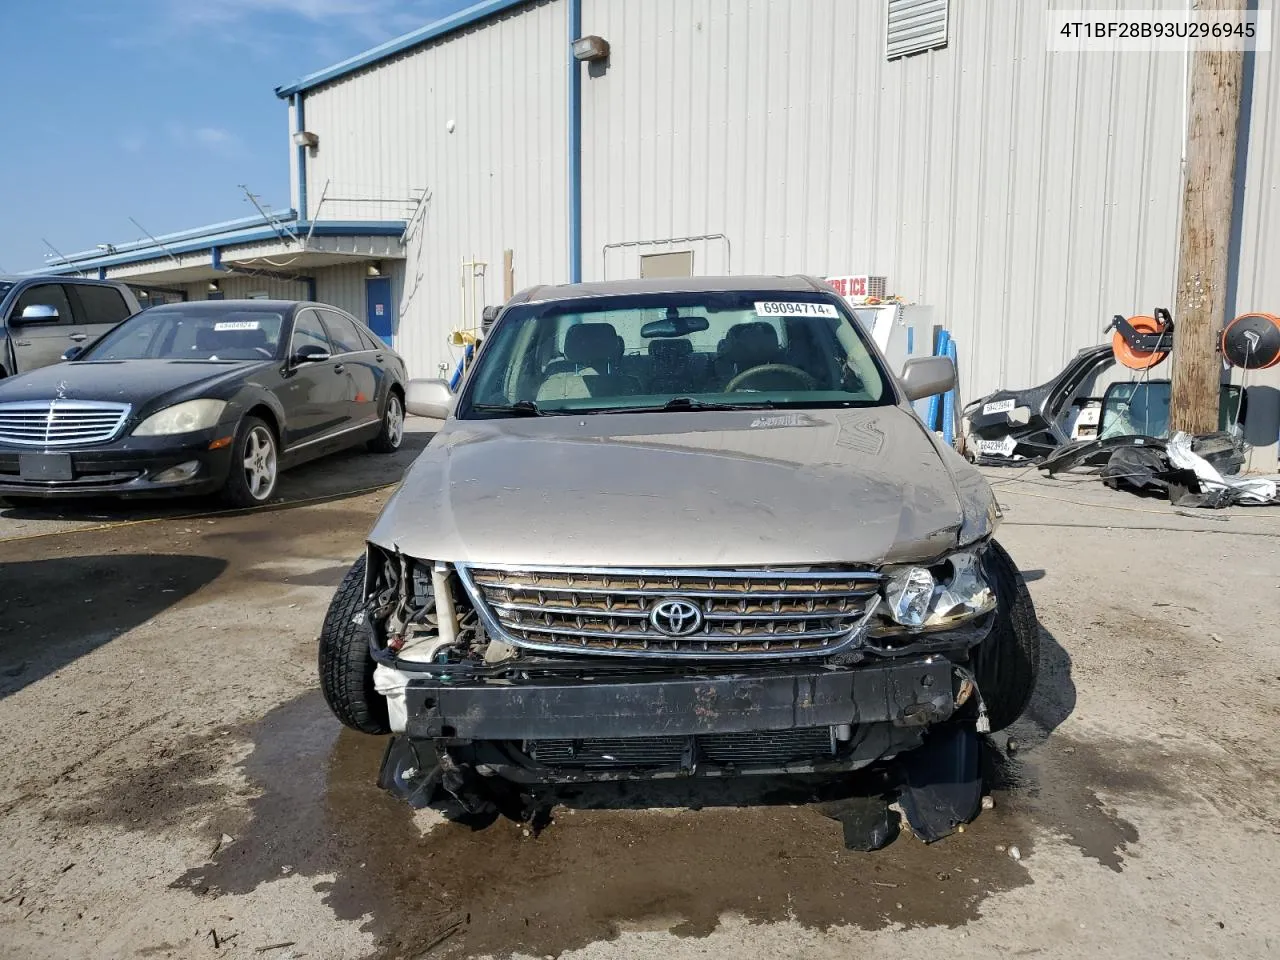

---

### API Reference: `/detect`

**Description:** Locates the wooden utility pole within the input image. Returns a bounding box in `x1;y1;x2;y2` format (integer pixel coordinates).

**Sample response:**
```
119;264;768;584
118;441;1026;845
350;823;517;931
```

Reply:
1170;0;1245;435
502;249;515;302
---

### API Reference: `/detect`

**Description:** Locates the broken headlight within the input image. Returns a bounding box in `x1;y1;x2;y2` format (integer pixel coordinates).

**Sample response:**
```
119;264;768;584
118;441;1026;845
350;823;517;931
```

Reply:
877;547;996;633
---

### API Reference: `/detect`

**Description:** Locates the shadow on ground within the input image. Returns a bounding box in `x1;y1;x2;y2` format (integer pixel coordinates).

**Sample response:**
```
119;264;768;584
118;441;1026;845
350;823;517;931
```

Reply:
0;553;227;699
0;430;430;524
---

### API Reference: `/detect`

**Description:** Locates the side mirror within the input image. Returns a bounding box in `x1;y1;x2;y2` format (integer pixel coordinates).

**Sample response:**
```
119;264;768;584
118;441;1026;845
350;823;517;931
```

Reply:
291;343;331;365
900;356;956;401
480;304;501;334
405;378;454;420
61;346;84;361
12;304;60;326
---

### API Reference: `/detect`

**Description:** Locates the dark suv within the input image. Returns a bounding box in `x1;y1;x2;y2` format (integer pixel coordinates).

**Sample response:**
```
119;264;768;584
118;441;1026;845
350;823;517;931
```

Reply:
0;277;141;377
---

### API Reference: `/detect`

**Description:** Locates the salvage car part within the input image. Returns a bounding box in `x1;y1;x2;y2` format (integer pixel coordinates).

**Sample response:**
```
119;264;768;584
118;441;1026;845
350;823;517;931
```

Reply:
316;276;1042;840
964;344;1114;464
1221;312;1280;370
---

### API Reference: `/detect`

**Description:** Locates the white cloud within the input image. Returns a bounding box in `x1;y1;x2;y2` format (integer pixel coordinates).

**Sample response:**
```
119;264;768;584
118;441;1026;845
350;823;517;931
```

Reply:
193;127;236;146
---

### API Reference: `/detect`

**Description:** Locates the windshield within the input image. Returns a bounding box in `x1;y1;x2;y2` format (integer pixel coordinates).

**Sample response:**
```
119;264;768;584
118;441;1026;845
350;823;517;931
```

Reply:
80;307;285;361
460;291;892;416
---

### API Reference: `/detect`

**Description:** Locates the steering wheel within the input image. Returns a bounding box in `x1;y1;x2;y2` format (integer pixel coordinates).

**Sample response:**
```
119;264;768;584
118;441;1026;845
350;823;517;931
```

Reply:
254;346;273;358
725;363;819;392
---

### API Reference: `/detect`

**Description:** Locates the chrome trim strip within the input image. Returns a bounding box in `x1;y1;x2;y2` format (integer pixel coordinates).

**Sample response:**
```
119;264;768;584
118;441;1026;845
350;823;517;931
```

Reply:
490;599;863;622
283;418;380;453
491;620;854;643
468;562;881;581
455;562;882;661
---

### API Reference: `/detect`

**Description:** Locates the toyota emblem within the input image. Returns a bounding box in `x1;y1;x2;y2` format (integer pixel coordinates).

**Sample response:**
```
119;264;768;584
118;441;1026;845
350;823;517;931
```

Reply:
649;597;704;637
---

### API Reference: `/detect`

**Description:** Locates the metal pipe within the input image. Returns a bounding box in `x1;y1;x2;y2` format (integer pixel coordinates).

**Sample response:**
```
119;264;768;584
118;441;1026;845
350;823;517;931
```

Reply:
294;94;309;220
601;233;732;279
567;0;583;282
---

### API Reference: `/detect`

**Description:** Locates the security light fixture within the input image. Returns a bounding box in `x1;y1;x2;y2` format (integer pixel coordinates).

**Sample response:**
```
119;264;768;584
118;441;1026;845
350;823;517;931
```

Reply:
292;130;319;149
367;261;384;277
207;280;220;293
572;35;610;61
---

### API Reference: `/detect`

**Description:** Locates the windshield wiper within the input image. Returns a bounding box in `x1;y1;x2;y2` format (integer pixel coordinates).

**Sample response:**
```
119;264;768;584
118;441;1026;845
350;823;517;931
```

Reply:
577;397;780;415
472;400;546;417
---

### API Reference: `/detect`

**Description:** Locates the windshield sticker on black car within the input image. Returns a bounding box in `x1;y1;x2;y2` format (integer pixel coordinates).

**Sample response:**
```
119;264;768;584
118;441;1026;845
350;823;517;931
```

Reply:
214;321;260;331
754;301;840;318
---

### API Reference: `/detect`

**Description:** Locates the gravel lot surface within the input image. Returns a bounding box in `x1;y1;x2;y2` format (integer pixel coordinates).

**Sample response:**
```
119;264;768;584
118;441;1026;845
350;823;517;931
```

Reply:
1;433;1277;960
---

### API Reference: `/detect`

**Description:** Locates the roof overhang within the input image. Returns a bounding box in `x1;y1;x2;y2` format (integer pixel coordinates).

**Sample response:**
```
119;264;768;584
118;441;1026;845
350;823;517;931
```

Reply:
274;0;530;97
38;220;406;285
43;225;404;285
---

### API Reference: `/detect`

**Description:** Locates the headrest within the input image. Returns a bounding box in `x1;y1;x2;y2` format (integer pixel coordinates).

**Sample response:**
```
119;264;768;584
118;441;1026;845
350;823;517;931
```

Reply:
723;322;780;364
564;322;623;366
195;326;222;351
648;338;693;360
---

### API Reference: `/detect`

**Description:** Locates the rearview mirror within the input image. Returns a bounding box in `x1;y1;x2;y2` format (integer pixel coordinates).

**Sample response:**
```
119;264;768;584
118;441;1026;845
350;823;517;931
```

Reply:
61;346;84;361
405;378;453;420
291;343;331;365
641;315;710;339
900;356;956;401
11;304;60;326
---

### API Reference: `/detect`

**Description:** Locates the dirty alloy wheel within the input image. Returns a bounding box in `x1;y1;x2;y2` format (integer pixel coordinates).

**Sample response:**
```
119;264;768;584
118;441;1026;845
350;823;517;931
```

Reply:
367;391;404;453
318;555;390;735
968;540;1041;732
220;416;279;508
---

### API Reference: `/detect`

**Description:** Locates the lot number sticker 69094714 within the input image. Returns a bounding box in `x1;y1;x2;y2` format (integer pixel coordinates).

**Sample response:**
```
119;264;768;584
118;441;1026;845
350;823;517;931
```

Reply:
754;301;840;318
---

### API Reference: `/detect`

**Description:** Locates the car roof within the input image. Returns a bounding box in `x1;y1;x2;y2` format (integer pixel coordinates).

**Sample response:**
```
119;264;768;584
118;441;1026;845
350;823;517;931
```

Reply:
148;299;305;312
508;274;833;305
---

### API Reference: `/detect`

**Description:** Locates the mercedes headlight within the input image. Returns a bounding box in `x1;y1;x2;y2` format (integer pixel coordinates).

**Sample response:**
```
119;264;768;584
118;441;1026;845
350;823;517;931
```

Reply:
879;547;996;632
133;399;227;436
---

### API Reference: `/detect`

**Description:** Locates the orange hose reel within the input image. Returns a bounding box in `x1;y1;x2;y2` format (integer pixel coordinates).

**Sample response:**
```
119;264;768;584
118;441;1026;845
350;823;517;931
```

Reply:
1221;312;1280;369
1111;314;1171;370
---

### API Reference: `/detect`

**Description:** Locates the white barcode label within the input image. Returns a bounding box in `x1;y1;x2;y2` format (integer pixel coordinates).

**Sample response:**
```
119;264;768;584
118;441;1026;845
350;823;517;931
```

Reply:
754;301;840;318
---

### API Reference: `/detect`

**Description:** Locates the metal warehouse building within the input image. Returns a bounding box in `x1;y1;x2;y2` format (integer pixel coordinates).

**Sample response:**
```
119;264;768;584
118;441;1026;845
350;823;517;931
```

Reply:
42;0;1279;403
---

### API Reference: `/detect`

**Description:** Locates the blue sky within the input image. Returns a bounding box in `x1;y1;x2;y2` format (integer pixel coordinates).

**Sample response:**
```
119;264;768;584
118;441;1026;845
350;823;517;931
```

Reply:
0;0;468;273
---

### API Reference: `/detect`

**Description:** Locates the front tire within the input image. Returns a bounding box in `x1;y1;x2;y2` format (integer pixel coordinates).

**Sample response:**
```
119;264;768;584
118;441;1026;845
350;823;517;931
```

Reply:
221;416;279;508
367;391;404;453
318;556;390;735
969;540;1041;732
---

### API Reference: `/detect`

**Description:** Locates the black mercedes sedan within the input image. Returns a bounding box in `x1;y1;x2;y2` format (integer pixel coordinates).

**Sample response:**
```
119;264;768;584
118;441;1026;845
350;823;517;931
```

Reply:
0;300;408;506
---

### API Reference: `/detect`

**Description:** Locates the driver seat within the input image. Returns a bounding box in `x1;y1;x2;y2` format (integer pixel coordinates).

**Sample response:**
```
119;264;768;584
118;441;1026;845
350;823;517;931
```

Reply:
715;322;782;383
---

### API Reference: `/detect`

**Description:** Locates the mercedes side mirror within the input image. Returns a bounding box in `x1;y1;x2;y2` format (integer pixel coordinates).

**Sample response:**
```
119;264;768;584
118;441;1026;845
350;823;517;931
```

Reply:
61;345;84;361
900;356;956;401
11;304;60;326
291;343;331;365
405;378;454;420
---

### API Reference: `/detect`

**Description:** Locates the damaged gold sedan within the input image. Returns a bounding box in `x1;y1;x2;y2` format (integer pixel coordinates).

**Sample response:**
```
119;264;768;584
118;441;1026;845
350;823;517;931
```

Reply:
317;276;1040;844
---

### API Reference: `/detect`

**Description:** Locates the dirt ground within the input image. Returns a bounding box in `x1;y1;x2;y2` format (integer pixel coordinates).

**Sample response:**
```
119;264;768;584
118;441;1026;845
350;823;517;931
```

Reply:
1;432;1278;960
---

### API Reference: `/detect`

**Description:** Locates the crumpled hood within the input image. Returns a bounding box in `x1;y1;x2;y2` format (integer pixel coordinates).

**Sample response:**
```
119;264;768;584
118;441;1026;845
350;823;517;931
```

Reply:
370;406;990;567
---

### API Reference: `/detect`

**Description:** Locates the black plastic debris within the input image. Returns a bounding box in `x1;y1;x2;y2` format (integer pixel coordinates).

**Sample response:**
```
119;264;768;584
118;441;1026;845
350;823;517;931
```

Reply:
377;735;442;808
820;794;900;851
896;724;984;843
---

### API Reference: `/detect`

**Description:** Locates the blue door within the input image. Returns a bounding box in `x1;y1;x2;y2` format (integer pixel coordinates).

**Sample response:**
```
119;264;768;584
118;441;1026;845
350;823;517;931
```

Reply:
365;277;393;345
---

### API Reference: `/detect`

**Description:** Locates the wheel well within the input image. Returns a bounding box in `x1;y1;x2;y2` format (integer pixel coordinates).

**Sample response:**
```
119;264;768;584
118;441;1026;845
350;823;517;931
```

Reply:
245;404;280;440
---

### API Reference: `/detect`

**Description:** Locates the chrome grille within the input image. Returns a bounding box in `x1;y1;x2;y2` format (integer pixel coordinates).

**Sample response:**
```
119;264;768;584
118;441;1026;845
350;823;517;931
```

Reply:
0;400;131;447
457;564;882;659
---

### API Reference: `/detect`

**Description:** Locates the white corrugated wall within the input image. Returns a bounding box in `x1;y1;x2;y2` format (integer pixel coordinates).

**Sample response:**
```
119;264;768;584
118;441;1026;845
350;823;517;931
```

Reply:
291;0;1278;398
579;0;1200;398
180;274;308;302
300;0;568;378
